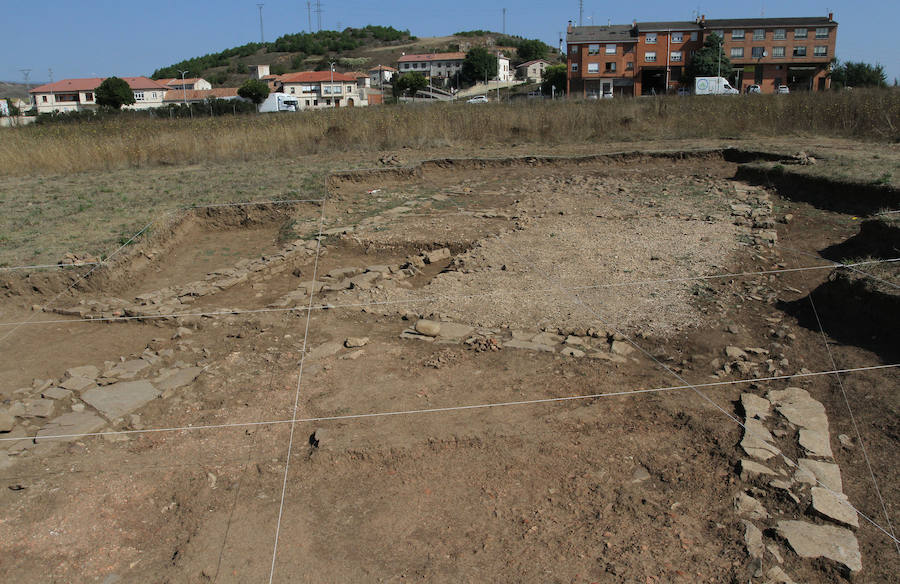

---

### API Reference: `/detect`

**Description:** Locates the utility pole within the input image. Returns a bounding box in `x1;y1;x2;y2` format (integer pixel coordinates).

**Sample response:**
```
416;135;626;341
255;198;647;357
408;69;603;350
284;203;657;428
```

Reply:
257;3;265;43
502;8;506;35
48;68;54;111
307;1;312;33
19;69;32;108
579;0;584;26
315;0;322;32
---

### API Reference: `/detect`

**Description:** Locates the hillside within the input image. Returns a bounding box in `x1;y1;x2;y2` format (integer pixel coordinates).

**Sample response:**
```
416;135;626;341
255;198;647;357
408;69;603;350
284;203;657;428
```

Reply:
0;81;33;100
151;26;557;87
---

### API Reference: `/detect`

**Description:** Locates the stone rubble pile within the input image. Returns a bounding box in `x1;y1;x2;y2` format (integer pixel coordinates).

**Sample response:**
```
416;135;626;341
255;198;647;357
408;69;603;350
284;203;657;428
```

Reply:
1;345;205;470
46;239;323;321
732;388;862;580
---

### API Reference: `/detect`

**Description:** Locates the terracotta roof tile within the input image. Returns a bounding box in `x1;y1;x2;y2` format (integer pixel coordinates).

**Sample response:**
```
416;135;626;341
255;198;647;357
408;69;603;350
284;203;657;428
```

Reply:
163;88;241;102
279;71;357;83
397;52;466;63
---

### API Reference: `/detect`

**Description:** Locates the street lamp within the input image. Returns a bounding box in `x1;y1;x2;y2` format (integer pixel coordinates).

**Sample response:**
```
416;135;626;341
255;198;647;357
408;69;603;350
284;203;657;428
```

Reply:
178;69;189;106
329;61;336;107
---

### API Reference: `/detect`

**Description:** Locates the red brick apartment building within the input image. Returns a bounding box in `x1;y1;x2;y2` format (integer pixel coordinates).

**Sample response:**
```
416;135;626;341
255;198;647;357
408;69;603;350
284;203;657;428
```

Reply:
567;14;837;96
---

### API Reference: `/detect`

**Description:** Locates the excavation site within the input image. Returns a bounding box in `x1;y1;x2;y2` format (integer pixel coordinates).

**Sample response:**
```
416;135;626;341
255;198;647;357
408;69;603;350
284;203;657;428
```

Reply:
1;148;898;583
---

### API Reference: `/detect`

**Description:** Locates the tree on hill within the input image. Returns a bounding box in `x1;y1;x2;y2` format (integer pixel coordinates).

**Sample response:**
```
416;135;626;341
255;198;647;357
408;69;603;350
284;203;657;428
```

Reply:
462;47;499;84
684;33;732;84
541;64;567;95
238;79;270;105
95;77;135;109
515;39;549;63
392;72;428;98
829;60;888;88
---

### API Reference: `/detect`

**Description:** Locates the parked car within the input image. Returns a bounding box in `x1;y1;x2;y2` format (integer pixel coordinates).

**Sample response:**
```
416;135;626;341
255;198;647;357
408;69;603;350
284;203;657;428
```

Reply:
602;87;614;99
466;95;488;104
776;85;790;94
746;84;761;94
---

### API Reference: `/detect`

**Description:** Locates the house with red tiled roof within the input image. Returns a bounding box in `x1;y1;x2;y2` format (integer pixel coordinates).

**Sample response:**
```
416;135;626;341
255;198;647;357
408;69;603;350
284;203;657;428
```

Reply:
278;71;369;109
29;76;170;113
155;77;213;91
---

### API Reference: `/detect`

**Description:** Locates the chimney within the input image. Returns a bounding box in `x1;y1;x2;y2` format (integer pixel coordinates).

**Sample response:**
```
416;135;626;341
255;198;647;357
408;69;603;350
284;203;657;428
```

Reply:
700;14;706;25
567;20;573;34
828;12;833;21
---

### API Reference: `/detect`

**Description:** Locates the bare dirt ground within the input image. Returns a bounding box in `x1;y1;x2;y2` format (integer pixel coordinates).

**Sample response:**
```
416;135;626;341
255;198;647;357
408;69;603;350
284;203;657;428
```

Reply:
0;144;898;583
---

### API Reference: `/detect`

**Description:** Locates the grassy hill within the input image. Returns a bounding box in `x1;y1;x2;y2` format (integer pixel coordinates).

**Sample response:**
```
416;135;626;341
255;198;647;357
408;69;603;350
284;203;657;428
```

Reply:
0;81;33;100
151;26;557;87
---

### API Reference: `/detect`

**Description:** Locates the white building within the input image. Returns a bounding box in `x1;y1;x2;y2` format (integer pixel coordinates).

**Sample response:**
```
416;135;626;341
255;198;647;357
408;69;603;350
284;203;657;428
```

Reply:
497;54;513;82
155;77;213;91
29;77;169;113
369;65;397;86
397;52;466;82
279;71;368;109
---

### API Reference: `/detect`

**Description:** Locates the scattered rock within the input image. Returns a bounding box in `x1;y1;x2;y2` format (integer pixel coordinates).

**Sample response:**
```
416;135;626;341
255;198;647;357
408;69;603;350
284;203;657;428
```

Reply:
23;399;55;418
344;337;369;348
105;359;151;380
400;331;435;342
424;248;451;264
734;491;770;520
838;434;853;449
81;381;160;420
436;322;474;340
742;520;764;559
768;387;833;458
60;376;96;392
741;393;771;420
66;365;99;380
776;520;861;573
35;411;106;442
172;327;193;339
504;339;555;353
610;340;634;356
41;387;73;400
155;367;204;392
307;342;344;361
739;459;776;481
0;411;15;433
741;418;779;461
631;465;651;483
764;566;795;584
561;347;585;358
795;459;843;493
414;320;442;337
811;487;859;528
725;346;748;360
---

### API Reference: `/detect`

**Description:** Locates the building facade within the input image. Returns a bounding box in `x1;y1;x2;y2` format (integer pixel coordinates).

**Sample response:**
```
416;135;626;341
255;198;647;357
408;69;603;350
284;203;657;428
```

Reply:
566;13;838;96
29;77;169;113
278;71;369;109
397;52;466;84
516;59;552;83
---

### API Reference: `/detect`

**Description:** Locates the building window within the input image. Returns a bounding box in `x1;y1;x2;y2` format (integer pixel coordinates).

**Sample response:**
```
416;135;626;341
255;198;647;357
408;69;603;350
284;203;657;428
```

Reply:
570;45;578;54
42;95;48;102
306;100;310;106
606;44;616;55
730;47;744;58
571;63;578;72
751;47;765;58
134;91;144;101
774;29;786;40
85;92;93;101
670;51;683;62
626;61;634;71
732;29;745;40
794;28;808;39
645;51;657;62
793;46;807;57
814;46;828;57
346;86;352;93
588;63;599;73
772;46;785;58
690;32;698;41
412;63;418;69
672;32;683;43
815;27;829;39
403;63;410;69
290;87;295;93
606;62;616;72
645;33;657;44
588;44;600;55
151;92;157;99
753;29;765;41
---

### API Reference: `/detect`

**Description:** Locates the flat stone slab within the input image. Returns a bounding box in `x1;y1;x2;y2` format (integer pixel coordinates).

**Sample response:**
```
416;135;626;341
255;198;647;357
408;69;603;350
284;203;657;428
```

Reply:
307;342;344;361
741;418;780;460
811;487;859;528
82;381;160;420
60;376;96;392
799;427;834;458
155;367;203;392
741;393;771;420
739;459;776;481
436;322;474;340
106;359;151;380
504;339;556;353
66;365;99;380
24;399;55;418
796;459;843;493
734;491;770;520
768;387;832;457
776;520;861;573
36;411;107;442
41;387;73;400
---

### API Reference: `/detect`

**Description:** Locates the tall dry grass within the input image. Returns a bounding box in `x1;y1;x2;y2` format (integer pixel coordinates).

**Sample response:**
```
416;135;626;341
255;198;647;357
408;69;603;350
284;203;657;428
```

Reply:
2;89;897;177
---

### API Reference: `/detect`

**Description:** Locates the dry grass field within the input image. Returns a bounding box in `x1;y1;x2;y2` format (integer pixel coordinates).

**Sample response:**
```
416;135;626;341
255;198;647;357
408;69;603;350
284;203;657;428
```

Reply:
0;96;898;583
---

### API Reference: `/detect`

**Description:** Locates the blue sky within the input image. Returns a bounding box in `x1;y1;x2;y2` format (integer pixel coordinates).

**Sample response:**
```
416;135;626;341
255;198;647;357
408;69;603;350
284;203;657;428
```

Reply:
4;1;898;84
